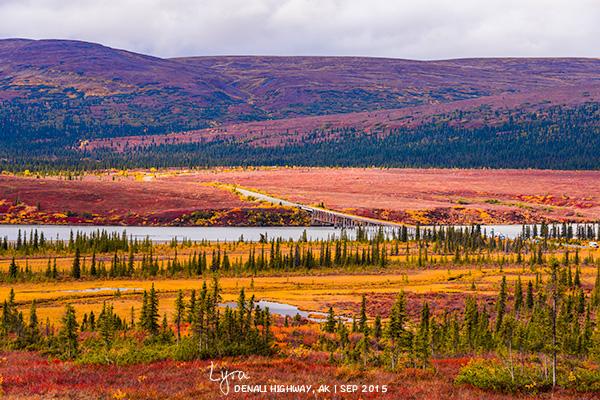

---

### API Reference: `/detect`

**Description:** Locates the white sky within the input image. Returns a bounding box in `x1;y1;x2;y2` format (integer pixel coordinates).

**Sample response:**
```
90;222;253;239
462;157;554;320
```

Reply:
0;0;598;59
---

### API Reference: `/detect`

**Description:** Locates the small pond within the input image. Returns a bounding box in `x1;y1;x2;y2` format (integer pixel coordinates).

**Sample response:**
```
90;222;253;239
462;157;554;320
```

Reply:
222;300;352;322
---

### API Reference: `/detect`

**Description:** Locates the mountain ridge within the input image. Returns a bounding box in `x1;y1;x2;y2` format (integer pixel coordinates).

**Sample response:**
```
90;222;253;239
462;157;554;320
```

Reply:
1;38;599;170
2;38;599;136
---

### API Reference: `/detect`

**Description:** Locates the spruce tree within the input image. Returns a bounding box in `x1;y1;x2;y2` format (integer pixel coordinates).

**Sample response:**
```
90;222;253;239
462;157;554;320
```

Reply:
27;300;39;344
549;258;560;388
324;306;336;333
188;289;196;323
174;290;185;343
52;258;58;279
591;264;600;308
495;276;507;332
526;280;535;309
139;290;148;330
99;302;115;348
386;290;410;358
414;302;431;368
8;257;18;279
359;294;369;335
90;251;97;277
161;314;173;342
71;248;81;279
374;315;382;340
59;304;79;358
514;276;523;314
147;284;159;335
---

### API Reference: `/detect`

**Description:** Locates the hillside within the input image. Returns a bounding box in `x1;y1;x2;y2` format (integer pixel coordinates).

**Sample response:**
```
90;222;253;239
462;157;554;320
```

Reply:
1;39;599;169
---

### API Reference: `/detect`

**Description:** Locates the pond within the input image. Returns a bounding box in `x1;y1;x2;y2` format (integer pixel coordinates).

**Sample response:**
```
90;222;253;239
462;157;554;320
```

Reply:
222;300;353;323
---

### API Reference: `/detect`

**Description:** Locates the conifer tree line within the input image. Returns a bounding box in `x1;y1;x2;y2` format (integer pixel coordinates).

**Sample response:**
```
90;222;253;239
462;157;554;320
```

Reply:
0;278;274;360
1;253;600;391
319;262;600;386
4;265;598;368
2;103;599;171
1;229;151;256
4;224;600;282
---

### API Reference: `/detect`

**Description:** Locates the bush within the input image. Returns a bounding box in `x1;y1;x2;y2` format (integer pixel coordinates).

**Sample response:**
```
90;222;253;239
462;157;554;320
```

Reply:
456;358;600;394
562;367;600;392
77;337;173;365
455;359;552;394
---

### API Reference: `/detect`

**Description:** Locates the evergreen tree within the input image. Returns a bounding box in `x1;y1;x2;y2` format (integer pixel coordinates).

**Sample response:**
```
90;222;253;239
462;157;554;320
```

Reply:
548;258;560;388
59;304;79;358
414;302;431;368
174;290;185;343
161;314;173;343
187;289;196;323
139;290;148;329
71;248;81;279
592;265;600;308
373;315;382;340
144;284;160;336
27;300;39;344
99;302;115;348
323;306;336;333
495;276;507;332
8;256;19;280
386;290;410;359
359;294;369;335
514;276;523;314
90;251;97;277
526;280;535;309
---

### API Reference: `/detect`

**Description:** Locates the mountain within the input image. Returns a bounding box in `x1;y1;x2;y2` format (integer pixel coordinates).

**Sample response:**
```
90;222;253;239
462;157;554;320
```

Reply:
0;39;599;170
178;55;600;119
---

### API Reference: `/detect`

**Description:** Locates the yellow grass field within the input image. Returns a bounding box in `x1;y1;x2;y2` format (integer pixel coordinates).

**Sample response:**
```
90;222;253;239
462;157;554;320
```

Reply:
3;262;597;323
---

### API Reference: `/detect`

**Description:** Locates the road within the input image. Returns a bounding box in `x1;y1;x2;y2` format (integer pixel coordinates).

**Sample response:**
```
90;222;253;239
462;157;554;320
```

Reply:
233;187;407;228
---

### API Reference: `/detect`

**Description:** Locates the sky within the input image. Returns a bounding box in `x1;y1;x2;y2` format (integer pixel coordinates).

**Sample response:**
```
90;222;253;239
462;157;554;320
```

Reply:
0;0;598;59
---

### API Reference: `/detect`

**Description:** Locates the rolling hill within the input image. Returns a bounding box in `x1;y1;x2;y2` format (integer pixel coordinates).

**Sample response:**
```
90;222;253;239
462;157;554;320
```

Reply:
1;38;599;169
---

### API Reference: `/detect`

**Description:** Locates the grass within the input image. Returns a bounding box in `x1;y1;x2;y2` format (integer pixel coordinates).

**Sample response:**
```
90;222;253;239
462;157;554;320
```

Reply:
0;239;598;399
3;260;597;323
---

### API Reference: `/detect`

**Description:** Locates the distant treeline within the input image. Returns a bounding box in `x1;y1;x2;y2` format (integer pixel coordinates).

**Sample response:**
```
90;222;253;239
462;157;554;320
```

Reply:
1;103;599;171
3;223;600;256
3;223;600;282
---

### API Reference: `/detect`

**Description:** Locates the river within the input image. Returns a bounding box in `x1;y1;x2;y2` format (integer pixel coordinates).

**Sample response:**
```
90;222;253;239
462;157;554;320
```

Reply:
0;223;596;243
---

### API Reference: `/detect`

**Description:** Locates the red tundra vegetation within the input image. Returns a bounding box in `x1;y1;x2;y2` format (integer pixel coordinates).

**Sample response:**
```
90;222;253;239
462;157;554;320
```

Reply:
3;167;600;226
0;172;309;226
197;167;600;224
0;348;592;399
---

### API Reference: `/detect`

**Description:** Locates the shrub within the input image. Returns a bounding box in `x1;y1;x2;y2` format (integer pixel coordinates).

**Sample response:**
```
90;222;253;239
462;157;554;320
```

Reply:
77;337;173;365
456;359;600;394
455;359;552;394
562;367;600;392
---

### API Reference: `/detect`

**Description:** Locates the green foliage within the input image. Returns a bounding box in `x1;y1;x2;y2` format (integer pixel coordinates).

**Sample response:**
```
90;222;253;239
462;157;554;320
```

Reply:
139;284;159;336
77;336;173;365
456;358;600;393
71;247;81;279
323;306;336;333
4;103;600;171
58;304;79;359
455;359;552;393
564;367;600;392
174;290;185;342
359;294;369;335
98;302;116;348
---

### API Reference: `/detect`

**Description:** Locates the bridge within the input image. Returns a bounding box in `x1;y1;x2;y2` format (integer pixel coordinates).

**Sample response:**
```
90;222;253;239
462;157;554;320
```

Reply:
233;187;407;228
